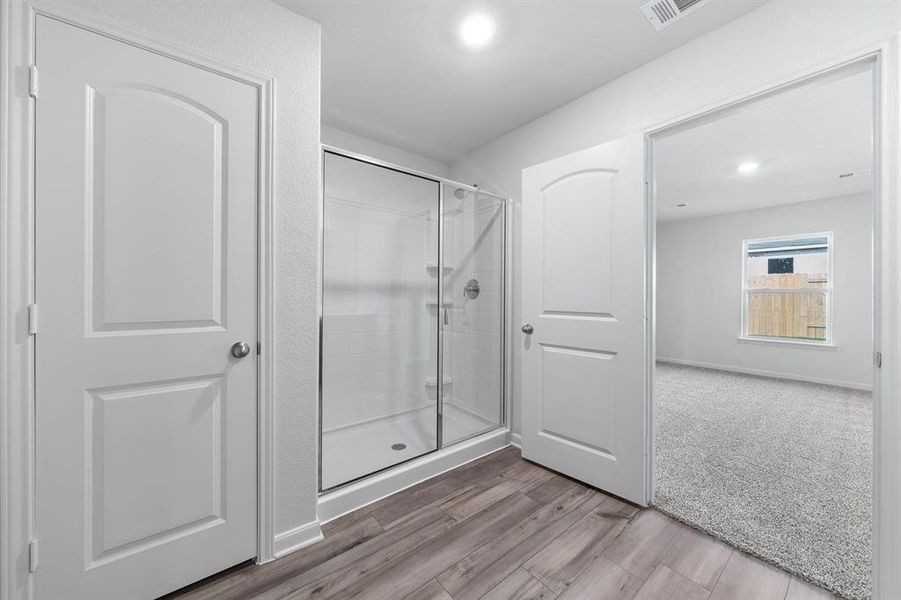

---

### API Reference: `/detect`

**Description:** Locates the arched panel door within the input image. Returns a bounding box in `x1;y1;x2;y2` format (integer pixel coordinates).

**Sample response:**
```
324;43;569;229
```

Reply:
35;15;259;599
521;134;648;505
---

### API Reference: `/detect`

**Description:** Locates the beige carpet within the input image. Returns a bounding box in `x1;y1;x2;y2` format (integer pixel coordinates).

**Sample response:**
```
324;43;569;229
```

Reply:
654;362;872;600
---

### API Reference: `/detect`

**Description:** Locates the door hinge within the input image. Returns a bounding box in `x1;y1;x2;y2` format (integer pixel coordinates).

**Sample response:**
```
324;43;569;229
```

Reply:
27;304;38;335
875;351;882;368
28;539;38;573
29;65;38;98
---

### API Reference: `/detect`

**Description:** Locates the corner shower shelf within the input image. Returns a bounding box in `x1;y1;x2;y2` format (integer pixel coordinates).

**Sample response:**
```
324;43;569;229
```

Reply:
425;262;454;277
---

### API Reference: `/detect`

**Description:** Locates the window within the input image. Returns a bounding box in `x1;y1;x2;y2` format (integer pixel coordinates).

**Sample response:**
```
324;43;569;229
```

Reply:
742;233;832;344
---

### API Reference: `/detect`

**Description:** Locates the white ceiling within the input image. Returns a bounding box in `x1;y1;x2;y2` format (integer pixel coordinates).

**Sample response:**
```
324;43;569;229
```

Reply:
655;66;874;223
275;0;766;162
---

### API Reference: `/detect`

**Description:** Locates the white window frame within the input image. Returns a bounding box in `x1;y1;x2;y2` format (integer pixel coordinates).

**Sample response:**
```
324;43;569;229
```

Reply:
739;231;834;347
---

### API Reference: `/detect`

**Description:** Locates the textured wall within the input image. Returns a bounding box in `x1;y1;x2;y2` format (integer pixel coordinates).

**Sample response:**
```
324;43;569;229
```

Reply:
59;0;322;537
657;194;873;389
448;0;899;435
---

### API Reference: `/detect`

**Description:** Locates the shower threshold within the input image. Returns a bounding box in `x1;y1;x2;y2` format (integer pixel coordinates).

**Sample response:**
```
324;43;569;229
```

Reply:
318;424;509;524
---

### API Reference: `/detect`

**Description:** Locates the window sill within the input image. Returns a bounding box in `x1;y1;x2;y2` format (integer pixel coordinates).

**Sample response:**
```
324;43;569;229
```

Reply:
737;336;835;349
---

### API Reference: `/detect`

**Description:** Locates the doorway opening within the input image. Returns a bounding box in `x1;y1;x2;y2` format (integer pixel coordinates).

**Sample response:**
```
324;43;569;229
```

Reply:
649;60;875;600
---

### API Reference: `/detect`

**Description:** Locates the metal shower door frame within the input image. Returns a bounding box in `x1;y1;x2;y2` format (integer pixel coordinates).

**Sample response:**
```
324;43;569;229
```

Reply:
318;145;510;493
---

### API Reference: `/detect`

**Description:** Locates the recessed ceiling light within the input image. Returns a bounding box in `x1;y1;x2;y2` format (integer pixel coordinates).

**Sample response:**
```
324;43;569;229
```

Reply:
737;161;760;175
459;13;496;49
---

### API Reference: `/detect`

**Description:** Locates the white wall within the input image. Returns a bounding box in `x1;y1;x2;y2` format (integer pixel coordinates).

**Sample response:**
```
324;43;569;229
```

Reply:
657;194;873;389
448;0;900;434
323;124;448;176
51;0;323;542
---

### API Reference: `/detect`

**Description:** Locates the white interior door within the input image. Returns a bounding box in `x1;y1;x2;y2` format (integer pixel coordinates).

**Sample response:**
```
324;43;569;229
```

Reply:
35;16;258;599
520;134;648;505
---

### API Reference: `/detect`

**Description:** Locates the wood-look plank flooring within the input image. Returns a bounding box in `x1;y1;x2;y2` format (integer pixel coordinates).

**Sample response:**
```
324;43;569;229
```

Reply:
165;448;837;600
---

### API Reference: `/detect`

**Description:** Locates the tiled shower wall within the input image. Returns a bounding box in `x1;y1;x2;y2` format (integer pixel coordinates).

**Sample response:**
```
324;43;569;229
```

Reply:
322;199;436;431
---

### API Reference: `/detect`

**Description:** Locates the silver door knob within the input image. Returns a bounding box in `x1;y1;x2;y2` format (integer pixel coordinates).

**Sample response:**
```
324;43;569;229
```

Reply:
231;341;251;358
522;324;534;334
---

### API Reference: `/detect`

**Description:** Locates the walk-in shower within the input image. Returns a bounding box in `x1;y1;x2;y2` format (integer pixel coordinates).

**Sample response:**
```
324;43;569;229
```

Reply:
320;149;507;491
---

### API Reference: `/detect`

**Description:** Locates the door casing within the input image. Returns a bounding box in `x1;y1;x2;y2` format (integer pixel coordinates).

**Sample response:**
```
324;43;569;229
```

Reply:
0;2;277;599
643;40;901;600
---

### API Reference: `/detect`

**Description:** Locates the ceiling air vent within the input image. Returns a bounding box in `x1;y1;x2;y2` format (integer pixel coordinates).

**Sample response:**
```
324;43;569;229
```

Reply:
641;0;711;31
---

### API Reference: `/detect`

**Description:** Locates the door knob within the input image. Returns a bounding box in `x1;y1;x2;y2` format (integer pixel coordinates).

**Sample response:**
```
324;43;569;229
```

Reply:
231;341;251;358
522;324;534;335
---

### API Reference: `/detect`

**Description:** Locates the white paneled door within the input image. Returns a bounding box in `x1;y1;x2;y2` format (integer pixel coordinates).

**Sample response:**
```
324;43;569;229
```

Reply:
35;16;258;599
521;135;648;505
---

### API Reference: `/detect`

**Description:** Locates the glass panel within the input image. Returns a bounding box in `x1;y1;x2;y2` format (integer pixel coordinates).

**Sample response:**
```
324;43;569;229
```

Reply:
744;234;830;342
320;153;439;490
441;184;505;445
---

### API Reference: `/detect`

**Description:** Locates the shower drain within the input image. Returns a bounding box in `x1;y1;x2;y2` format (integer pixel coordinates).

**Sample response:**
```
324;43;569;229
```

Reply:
391;443;407;451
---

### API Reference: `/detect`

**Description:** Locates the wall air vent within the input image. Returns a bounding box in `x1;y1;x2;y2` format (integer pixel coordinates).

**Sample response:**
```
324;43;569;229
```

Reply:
641;0;711;31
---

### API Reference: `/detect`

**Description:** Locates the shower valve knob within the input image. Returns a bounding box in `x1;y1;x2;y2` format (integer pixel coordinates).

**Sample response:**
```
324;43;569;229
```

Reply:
464;279;480;300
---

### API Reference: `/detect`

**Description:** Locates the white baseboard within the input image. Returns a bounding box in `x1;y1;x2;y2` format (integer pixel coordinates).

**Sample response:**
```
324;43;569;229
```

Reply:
273;520;324;559
318;428;509;525
509;432;522;448
656;357;873;391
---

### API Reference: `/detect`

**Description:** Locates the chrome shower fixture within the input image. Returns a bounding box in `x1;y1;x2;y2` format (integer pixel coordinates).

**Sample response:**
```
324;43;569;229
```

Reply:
464;279;480;300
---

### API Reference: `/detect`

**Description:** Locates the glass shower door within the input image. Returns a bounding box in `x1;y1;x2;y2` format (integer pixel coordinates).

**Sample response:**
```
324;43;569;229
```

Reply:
320;152;440;490
441;185;506;445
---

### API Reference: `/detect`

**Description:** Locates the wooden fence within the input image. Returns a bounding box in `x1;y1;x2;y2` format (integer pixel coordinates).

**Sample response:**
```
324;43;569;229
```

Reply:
746;273;827;340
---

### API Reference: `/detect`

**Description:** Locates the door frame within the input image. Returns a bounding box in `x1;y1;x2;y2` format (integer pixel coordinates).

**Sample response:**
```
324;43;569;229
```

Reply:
643;36;900;600
0;2;278;599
